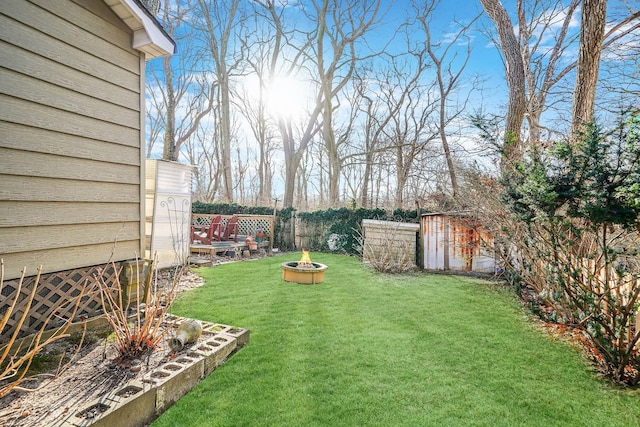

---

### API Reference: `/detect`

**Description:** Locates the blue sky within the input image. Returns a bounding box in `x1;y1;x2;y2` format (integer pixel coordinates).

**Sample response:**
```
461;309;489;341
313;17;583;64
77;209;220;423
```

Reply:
147;0;638;183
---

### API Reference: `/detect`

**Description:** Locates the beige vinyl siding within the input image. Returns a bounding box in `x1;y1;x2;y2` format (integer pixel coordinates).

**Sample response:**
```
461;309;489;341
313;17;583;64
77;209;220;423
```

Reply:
0;243;141;280
0;222;140;253
0;175;140;202
0;41;139;109
0;15;139;93
1;122;140;165
8;0;140;74
0;95;140;145
1;68;140;129
0;147;139;183
0;0;144;280
0;201;140;227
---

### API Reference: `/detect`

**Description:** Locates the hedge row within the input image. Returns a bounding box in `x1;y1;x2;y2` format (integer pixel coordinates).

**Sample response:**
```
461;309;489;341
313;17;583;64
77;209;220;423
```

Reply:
192;202;422;255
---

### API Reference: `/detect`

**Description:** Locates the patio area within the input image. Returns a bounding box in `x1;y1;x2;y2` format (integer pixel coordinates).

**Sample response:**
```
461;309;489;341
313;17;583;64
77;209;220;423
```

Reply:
189;214;273;258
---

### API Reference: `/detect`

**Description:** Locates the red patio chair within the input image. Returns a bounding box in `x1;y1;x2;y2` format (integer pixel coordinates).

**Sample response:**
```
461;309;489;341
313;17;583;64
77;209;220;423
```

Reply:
191;215;222;245
219;215;239;242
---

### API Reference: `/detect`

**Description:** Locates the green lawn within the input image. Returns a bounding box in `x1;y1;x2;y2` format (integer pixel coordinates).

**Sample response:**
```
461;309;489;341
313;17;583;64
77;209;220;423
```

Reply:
153;253;640;426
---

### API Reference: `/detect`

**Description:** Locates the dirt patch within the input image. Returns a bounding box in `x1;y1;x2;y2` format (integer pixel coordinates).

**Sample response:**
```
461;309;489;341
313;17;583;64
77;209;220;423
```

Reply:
0;271;208;427
0;252;269;426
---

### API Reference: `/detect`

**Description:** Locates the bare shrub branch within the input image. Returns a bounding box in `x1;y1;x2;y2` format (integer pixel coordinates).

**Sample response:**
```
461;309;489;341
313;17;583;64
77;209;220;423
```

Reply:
1;260;88;398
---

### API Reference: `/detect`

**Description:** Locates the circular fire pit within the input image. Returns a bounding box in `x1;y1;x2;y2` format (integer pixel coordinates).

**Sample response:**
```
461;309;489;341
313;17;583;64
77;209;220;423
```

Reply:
281;261;328;284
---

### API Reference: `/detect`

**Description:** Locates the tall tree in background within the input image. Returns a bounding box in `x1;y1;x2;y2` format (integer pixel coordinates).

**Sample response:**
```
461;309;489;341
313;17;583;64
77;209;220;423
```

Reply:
311;0;383;207
195;0;244;202
255;0;321;209
481;0;639;153
480;0;526;165
185;122;222;201
418;0;480;197
237;10;280;206
570;0;607;136
374;54;438;209
148;1;215;162
257;0;383;208
351;67;395;208
518;0;580;145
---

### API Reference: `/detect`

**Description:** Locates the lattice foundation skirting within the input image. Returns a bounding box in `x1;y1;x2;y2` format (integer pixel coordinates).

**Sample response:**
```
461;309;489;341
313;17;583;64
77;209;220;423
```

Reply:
1;262;127;342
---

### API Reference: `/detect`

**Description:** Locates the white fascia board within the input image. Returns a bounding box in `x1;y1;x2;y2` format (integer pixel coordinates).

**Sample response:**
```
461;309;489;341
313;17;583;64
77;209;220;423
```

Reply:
105;0;175;59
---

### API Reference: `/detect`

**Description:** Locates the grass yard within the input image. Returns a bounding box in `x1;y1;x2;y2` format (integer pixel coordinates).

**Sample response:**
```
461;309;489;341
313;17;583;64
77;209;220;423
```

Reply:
153;253;640;426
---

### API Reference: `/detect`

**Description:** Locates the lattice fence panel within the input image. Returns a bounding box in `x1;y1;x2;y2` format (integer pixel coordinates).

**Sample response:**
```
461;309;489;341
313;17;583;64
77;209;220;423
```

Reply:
237;217;272;237
192;214;273;238
192;214;214;228
1;264;119;342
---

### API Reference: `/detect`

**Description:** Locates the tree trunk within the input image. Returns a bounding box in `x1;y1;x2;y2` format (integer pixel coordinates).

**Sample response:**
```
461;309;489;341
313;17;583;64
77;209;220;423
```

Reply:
219;72;234;202
571;0;607;137
480;0;526;164
162;56;177;161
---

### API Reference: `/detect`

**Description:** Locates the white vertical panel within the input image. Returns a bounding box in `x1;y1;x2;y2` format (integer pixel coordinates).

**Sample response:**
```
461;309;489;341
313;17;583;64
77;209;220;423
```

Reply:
156;160;192;194
424;215;446;270
145;160;193;268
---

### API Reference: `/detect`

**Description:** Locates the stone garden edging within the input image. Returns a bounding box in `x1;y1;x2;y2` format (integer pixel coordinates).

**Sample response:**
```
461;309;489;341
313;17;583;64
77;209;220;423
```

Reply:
57;319;249;427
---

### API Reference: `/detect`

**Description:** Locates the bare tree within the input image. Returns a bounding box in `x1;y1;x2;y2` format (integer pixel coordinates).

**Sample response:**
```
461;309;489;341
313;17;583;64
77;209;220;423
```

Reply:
235;77;277;205
366;51;440;209
148;1;216;162
185;121;223;202
311;0;383;207
194;0;246;202
253;1;321;208
349;60;421;209
481;0;640;153
237;8;283;206
145;81;165;158
355;81;386;208
255;0;384;208
418;0;481;197
516;0;580;145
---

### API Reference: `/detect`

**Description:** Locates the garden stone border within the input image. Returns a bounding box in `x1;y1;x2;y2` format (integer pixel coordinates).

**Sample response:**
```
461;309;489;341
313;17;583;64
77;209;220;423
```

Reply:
56;318;249;427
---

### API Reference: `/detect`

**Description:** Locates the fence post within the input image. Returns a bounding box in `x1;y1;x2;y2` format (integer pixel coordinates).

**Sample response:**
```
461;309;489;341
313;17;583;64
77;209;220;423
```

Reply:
271;199;278;253
290;209;296;249
416;201;424;270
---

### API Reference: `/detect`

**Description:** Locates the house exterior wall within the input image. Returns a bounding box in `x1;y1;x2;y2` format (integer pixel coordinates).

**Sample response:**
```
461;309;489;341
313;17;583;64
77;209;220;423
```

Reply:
0;0;144;280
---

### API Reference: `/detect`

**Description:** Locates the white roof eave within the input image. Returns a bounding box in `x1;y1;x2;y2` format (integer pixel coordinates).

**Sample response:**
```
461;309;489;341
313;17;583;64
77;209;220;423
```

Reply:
104;0;175;59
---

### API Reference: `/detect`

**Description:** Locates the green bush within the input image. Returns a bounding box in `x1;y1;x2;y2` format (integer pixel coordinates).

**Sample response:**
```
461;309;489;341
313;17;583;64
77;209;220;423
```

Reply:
298;207;419;255
500;113;640;385
191;201;274;216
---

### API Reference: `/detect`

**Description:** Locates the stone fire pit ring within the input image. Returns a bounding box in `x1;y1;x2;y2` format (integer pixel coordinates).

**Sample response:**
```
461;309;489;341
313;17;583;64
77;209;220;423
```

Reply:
280;261;328;284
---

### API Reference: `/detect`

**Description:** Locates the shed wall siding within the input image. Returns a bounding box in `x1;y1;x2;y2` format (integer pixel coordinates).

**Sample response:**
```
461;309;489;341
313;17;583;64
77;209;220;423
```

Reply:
0;0;144;279
422;214;496;273
362;220;419;267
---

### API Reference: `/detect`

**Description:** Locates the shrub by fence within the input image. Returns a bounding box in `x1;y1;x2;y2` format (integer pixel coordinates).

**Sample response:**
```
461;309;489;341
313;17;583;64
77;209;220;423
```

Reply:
494;116;640;385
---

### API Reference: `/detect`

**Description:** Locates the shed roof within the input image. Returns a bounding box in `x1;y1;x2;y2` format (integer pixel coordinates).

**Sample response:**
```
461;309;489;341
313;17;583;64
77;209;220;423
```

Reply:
421;211;474;218
362;219;420;232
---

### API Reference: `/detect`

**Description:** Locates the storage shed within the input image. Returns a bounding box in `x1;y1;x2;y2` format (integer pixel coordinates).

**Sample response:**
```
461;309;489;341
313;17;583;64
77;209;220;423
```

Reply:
422;213;495;273
362;219;419;268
